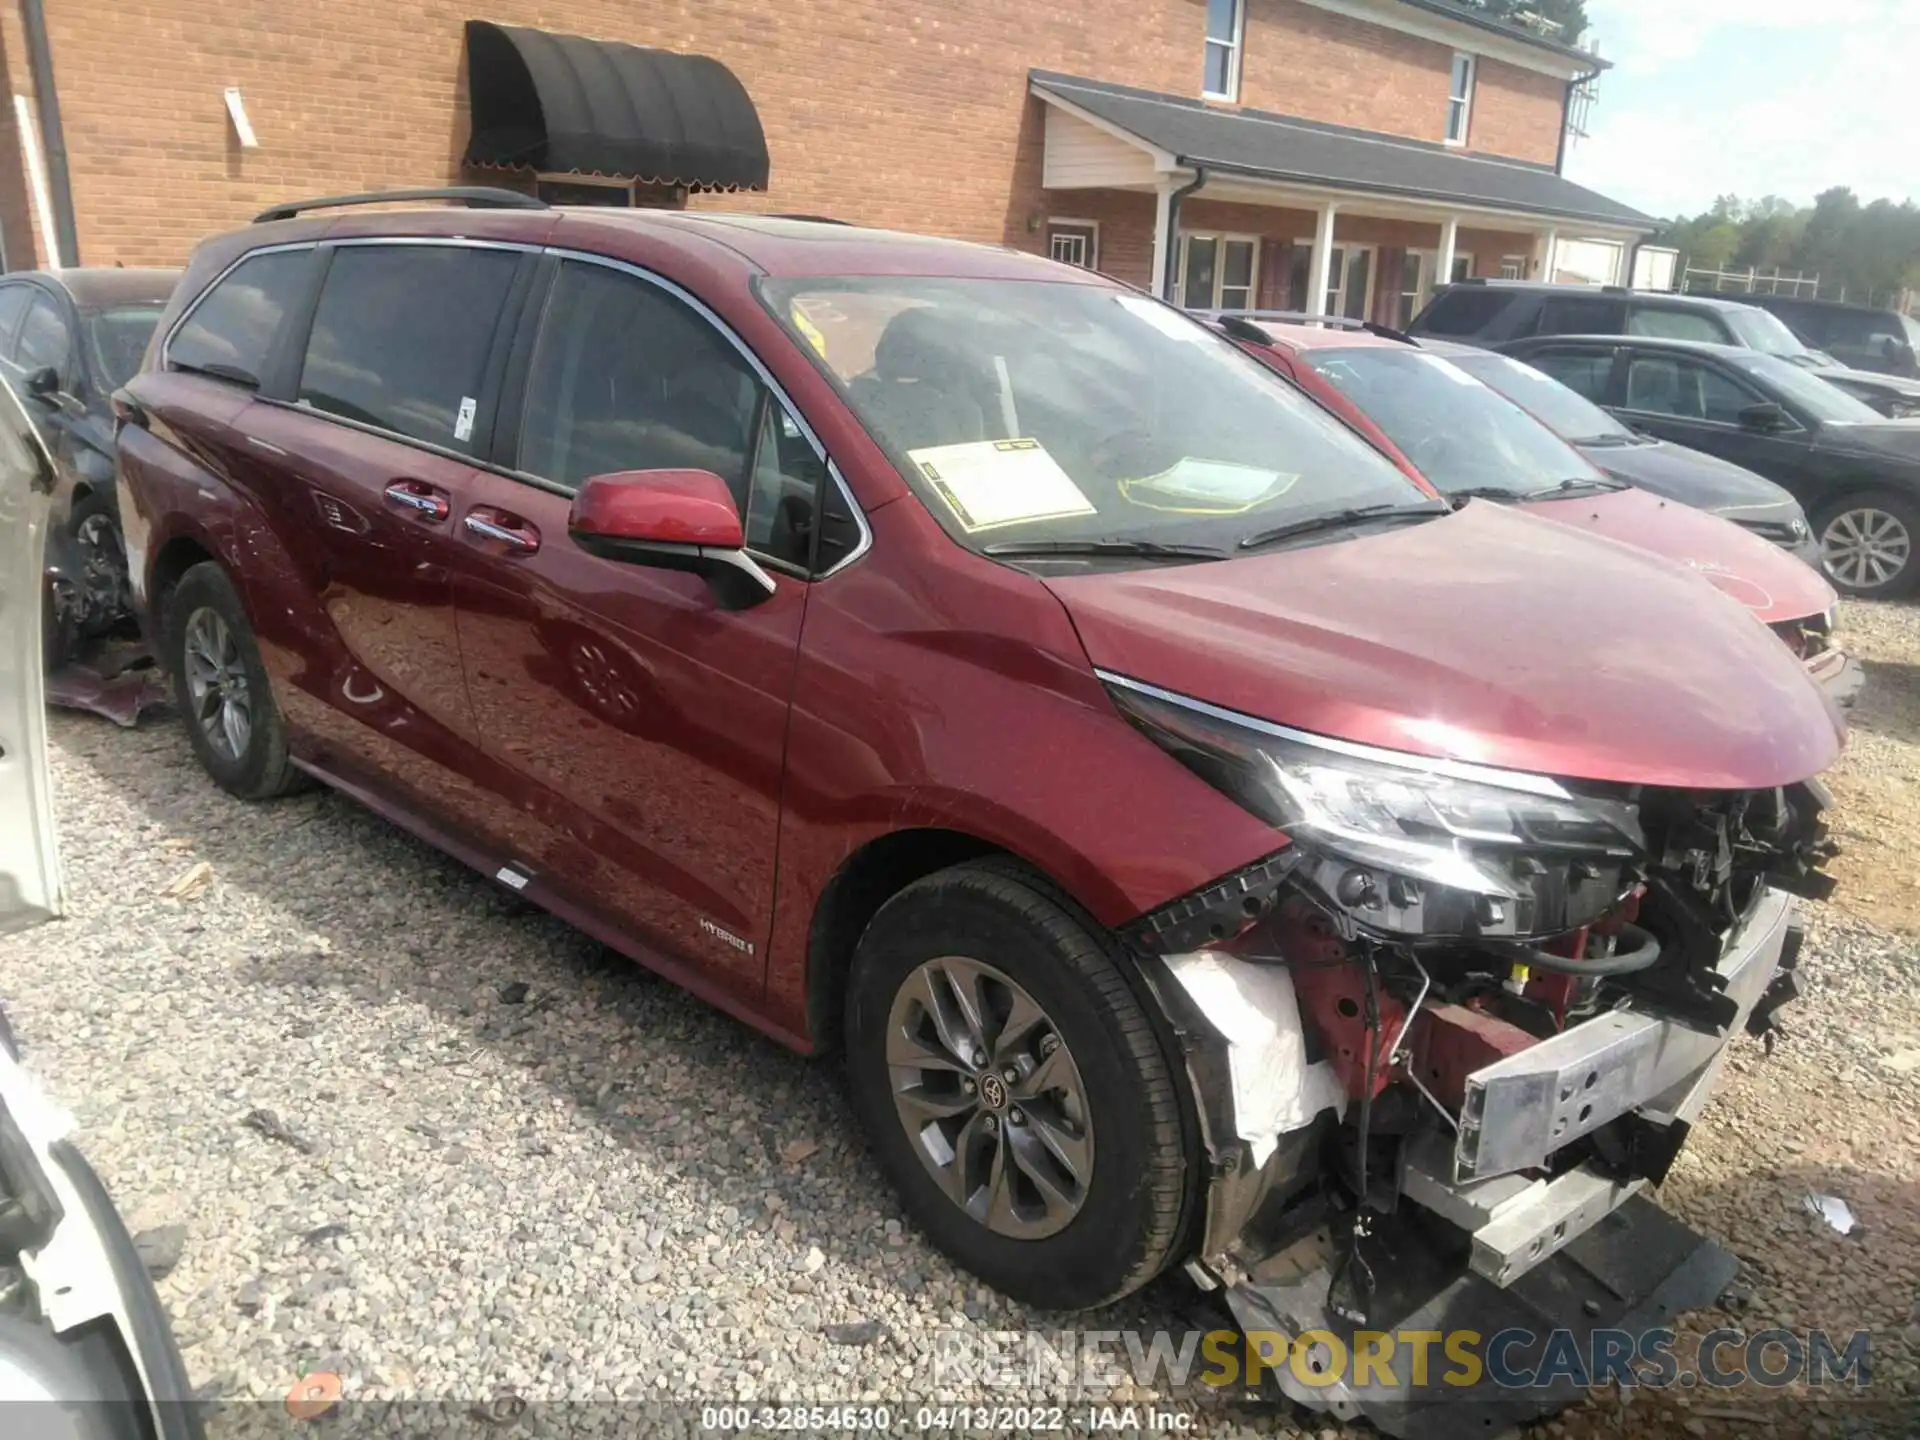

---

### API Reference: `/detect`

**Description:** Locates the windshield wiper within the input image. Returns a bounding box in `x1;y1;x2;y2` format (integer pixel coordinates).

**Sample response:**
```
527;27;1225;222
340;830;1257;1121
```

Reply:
1445;486;1527;506
1237;502;1444;551
1525;475;1631;498
171;358;260;389
982;537;1228;561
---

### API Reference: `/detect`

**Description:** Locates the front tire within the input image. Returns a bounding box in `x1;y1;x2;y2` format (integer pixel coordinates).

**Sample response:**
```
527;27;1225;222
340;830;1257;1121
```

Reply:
164;562;302;799
844;861;1189;1310
1816;491;1919;596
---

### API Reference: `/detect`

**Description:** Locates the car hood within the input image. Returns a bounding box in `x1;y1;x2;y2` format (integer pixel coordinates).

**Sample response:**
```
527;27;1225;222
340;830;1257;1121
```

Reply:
1814;366;1920;399
1581;437;1796;511
1813;418;1920;464
1522;485;1831;624
1048;501;1843;791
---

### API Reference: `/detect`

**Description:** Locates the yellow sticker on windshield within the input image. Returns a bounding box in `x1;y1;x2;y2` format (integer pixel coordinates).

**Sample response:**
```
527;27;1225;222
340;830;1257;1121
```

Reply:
1120;460;1299;514
908;439;1097;533
790;300;830;360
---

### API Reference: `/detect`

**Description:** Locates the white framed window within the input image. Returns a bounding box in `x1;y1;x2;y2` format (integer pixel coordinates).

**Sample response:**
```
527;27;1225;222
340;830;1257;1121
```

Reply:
1499;254;1529;281
1450;252;1476;283
1047;220;1099;270
1178;233;1259;310
1396;251;1431;329
1203;0;1245;100
1445;52;1476;145
1288;240;1377;320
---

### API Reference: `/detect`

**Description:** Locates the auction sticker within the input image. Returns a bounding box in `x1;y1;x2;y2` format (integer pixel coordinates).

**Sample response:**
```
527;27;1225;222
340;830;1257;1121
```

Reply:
909;438;1096;532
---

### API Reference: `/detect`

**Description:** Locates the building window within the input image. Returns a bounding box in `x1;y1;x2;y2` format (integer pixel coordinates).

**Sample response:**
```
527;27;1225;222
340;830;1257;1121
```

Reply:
1445;53;1475;144
1047;221;1099;270
1395;252;1430;329
1499;255;1528;280
1203;0;1244;100
535;174;688;209
1287;241;1375;320
1451;253;1476;282
1179;234;1258;310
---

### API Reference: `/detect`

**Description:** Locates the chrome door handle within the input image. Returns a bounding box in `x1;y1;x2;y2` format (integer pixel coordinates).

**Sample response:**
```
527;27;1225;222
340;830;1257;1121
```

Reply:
384;481;450;521
464;513;539;550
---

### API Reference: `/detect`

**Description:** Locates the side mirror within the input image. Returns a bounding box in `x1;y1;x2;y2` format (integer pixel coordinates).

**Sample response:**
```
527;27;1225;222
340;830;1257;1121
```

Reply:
568;468;775;607
23;365;59;402
1738;402;1790;434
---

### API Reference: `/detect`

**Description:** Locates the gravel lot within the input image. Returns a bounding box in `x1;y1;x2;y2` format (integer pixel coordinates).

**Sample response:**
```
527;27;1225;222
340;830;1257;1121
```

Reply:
4;602;1918;1438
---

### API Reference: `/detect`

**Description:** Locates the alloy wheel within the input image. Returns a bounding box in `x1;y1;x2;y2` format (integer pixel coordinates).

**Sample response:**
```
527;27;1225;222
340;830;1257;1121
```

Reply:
886;956;1094;1239
1821;506;1912;592
181;607;253;761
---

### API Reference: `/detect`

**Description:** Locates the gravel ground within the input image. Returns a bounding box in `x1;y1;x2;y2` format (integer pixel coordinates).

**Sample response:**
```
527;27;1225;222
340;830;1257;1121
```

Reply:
3;603;1918;1439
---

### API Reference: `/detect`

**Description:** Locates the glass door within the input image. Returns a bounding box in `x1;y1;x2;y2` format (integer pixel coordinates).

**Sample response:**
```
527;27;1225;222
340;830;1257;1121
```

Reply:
1288;241;1376;318
1179;235;1258;310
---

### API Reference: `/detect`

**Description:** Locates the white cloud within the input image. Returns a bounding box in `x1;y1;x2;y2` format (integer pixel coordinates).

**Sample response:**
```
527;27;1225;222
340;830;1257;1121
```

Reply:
1568;0;1920;216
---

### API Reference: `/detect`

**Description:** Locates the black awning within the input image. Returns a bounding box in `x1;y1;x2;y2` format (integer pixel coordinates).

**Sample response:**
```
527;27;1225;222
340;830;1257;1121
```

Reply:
463;20;769;191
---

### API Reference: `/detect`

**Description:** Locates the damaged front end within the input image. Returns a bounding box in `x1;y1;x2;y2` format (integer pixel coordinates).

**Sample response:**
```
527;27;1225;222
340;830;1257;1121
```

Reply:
1112;676;1836;1439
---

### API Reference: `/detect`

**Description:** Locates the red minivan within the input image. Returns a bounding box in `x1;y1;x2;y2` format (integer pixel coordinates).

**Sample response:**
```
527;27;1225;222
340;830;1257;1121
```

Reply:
117;193;1842;1434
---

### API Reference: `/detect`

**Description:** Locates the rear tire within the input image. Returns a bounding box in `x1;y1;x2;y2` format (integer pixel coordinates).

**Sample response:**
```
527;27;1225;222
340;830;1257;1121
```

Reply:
1816;491;1920;597
163;562;303;799
844;860;1189;1310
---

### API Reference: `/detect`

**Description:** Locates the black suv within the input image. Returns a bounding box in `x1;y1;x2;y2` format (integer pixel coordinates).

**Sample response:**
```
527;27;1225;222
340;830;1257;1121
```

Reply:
1729;293;1920;378
4;267;179;664
1409;281;1823;364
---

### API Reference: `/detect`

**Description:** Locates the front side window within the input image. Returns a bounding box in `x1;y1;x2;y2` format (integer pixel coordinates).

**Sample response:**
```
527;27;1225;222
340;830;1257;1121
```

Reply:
86;305;165;391
170;248;312;388
518;260;822;571
1448;351;1637;445
15;295;69;374
1446;53;1476;144
0;287;34;356
1304;347;1602;498
1203;0;1243;99
1412;286;1512;337
298;245;519;450
761;276;1434;562
1728;353;1884;425
1720;305;1812;359
1623;356;1765;424
1626;306;1728;344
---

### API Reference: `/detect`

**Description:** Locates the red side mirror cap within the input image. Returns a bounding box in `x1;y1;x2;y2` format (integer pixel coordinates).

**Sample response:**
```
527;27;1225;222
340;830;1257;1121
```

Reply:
569;469;744;549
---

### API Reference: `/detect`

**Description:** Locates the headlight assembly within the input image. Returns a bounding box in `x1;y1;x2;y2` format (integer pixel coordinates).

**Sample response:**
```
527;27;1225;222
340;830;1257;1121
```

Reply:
1103;673;1643;940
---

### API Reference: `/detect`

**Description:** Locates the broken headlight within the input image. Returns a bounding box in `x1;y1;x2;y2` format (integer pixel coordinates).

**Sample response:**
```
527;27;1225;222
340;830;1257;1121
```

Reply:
1105;675;1644;938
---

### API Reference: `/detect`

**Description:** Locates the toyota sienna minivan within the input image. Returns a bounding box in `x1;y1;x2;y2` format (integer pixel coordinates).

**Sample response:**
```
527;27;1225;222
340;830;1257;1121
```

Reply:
116;192;1844;1437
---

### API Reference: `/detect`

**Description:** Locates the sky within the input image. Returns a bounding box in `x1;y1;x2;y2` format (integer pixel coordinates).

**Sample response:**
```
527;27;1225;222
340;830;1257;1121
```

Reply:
1563;0;1920;220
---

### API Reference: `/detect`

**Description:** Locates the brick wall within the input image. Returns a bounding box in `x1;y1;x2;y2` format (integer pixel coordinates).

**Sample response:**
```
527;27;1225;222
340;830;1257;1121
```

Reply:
0;0;1573;270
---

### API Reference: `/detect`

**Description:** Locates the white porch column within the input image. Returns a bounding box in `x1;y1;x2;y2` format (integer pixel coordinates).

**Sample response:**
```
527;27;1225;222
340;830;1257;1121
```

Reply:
1437;216;1460;288
1151;180;1175;300
1307;202;1339;319
1537;227;1561;283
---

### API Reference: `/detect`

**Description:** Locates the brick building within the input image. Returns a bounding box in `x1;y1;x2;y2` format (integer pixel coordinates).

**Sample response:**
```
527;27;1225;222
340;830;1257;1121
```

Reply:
0;0;1653;322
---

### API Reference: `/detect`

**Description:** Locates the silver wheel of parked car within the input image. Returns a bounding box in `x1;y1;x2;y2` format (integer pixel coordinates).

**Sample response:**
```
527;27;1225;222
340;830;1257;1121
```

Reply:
887;954;1094;1240
181;606;254;761
1820;503;1913;594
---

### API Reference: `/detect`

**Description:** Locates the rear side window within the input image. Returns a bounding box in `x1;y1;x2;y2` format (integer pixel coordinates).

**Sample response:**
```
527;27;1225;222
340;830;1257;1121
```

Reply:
1535;296;1624;336
1412;288;1515;337
1524;348;1615;402
0;286;34;355
170;249;310;387
299;245;519;449
1626;305;1728;344
15;295;68;372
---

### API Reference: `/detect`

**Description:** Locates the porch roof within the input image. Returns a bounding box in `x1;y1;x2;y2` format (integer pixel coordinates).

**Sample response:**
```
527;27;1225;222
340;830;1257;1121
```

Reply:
1029;71;1656;233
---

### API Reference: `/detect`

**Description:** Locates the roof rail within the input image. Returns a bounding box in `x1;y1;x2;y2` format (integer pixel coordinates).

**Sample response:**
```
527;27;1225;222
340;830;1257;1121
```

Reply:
1195;308;1370;330
252;187;549;224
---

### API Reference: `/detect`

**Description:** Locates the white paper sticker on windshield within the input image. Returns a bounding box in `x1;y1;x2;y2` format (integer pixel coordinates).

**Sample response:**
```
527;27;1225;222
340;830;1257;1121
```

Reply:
454;396;477;441
1114;293;1207;343
1415;353;1486;388
1122;460;1299;514
908;439;1096;533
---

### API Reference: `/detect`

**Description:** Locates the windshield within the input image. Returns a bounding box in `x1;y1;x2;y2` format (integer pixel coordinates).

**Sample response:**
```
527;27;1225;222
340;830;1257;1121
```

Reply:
760;277;1434;561
1733;353;1887;425
1446;351;1637;446
86;305;164;390
1301;347;1605;497
1723;306;1813;360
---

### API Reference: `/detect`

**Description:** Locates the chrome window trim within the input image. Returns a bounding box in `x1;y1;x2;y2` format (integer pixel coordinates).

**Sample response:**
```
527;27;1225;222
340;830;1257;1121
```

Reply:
1096;669;1576;799
160;239;318;366
535;245;873;579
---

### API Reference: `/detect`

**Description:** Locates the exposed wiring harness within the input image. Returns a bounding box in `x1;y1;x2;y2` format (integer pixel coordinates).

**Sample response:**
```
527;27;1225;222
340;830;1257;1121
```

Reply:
1487;921;1661;977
